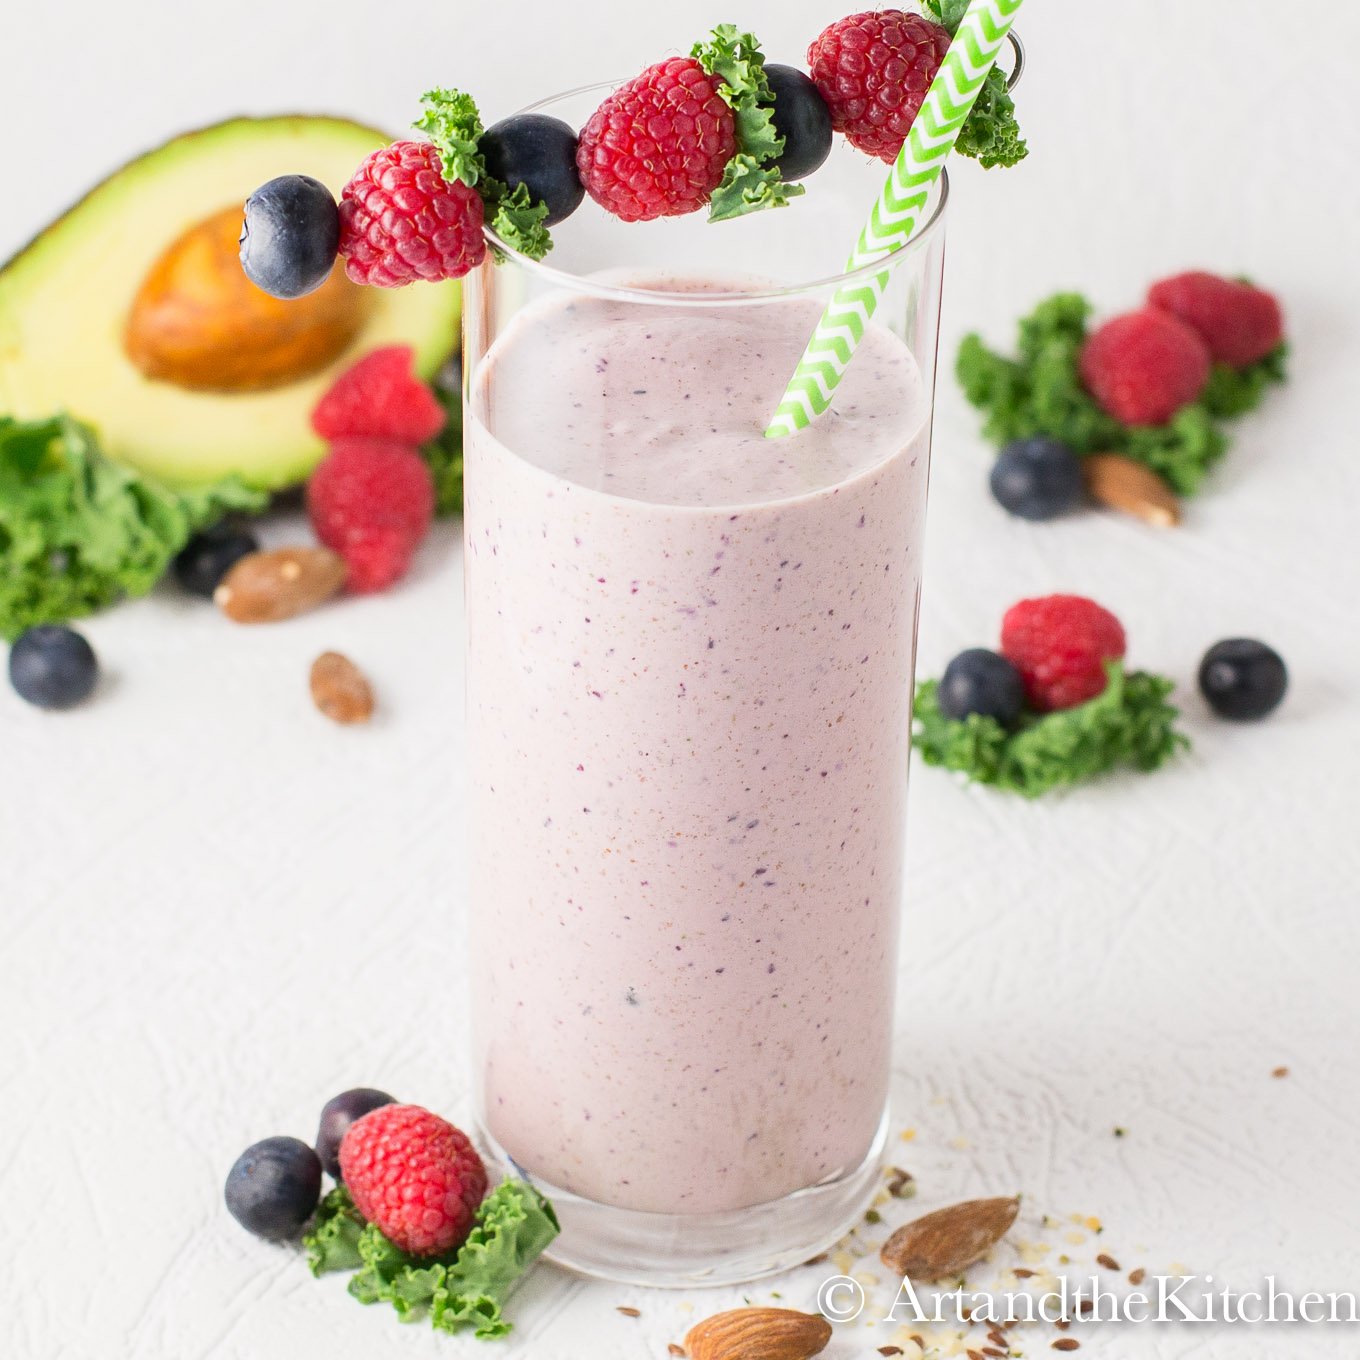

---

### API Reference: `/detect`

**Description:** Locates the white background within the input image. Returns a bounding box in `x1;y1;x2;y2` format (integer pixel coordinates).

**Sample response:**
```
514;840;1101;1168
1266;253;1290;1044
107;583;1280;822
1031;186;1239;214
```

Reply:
4;3;1360;1358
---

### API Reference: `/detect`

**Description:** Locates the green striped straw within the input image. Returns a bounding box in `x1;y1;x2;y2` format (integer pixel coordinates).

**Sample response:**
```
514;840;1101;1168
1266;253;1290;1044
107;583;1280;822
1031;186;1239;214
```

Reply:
765;0;1025;438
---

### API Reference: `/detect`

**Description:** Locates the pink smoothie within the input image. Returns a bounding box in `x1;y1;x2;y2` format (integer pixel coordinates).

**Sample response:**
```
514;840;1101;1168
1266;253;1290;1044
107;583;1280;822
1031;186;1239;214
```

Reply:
465;284;930;1215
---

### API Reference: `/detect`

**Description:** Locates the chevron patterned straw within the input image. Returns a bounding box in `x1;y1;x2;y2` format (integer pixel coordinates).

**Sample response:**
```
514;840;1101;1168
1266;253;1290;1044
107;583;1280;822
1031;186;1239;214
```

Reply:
765;0;1025;438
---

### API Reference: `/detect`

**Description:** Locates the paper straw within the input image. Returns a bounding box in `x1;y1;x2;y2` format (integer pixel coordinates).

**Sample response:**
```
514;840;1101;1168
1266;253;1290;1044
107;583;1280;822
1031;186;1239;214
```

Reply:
765;0;1025;438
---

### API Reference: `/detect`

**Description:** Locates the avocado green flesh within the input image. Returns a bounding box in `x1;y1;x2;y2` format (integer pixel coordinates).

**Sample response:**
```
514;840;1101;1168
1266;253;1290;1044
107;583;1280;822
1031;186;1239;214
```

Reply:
0;116;462;489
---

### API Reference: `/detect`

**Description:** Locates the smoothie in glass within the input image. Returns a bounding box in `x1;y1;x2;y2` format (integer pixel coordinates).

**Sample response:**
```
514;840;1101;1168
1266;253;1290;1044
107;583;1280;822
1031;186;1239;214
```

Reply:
465;284;930;1248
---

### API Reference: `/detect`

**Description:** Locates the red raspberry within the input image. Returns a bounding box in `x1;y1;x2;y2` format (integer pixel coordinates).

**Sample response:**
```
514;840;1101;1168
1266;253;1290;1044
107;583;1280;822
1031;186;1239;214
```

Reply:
338;141;486;288
338;1104;487;1258
1146;271;1283;369
1001;595;1127;713
1079;309;1211;426
306;437;434;593
312;346;447;444
576;57;736;222
807;10;952;163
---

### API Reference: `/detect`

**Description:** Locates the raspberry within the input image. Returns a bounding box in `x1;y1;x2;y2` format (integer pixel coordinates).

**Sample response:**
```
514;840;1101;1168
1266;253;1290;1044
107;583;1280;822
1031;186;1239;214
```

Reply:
1078;309;1211;426
1000;594;1127;713
312;346;447;444
306;437;434;593
807;10;952;163
338;1104;487;1258
338;141;486;288
576;57;736;222
1146;271;1283;368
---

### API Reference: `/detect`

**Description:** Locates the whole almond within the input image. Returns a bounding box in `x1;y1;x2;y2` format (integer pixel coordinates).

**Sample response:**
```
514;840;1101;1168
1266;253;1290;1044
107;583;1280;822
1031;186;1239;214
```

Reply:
1083;453;1180;527
685;1307;832;1360
881;1196;1020;1282
215;546;346;623
309;652;374;724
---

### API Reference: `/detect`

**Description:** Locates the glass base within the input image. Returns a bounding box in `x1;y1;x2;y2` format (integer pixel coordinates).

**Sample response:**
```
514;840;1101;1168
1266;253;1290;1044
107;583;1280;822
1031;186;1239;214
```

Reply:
477;1108;888;1287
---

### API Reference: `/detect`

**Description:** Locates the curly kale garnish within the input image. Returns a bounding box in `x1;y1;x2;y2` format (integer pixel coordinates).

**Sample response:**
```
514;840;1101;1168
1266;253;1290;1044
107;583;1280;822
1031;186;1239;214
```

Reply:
305;1187;366;1275
304;1181;559;1340
923;0;1027;168
415;90;553;261
414;88;486;187
956;293;1286;496
483;180;552;264
913;662;1188;798
693;25;804;222
0;414;263;640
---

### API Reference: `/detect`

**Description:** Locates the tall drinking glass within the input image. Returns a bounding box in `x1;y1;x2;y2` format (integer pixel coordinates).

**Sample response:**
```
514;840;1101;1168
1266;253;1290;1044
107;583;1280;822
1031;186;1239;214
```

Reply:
463;83;947;1286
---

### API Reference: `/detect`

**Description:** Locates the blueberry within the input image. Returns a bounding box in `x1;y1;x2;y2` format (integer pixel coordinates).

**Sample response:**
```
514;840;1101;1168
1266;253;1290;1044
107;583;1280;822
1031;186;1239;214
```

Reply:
938;648;1026;725
480;114;584;227
1198;638;1287;720
766;64;833;182
316;1088;396;1180
9;626;98;710
240;175;340;300
224;1136;322;1240
173;524;261;598
990;437;1085;521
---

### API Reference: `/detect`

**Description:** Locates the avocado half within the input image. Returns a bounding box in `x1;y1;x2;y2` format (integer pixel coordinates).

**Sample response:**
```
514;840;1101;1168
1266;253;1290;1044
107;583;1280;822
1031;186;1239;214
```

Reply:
0;115;462;489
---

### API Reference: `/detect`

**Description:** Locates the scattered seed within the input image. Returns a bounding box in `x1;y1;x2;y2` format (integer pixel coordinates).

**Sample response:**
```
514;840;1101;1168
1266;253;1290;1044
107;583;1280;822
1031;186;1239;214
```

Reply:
968;1349;986;1360
865;1208;882;1224
616;1306;641;1317
1013;1268;1036;1278
1128;1268;1147;1286
668;1346;686;1357
1272;1066;1289;1079
879;1349;904;1357
988;1328;1009;1348
886;1167;916;1198
1055;1319;1070;1331
1052;1341;1081;1352
1113;1127;1127;1138
1096;1253;1120;1271
804;1253;829;1267
983;1349;1008;1357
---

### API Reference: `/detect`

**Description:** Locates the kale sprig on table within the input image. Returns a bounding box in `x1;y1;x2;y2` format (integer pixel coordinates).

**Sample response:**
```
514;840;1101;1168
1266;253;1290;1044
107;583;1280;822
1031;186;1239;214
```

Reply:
955;293;1286;495
913;661;1188;798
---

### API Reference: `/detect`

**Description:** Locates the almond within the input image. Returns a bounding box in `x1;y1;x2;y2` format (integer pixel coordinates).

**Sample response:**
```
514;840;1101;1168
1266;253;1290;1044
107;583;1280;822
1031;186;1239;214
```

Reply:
1083;453;1180;527
215;547;346;623
880;1196;1020;1282
684;1307;832;1360
309;652;374;724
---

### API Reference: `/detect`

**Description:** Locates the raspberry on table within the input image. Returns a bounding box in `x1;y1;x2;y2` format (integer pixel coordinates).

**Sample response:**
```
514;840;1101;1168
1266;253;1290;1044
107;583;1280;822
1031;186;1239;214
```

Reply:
312;346;447;444
338;141;486;287
576;57;736;222
338;1104;488;1257
806;9;952;163
1078;308;1211;426
1001;594;1127;713
306;437;435;593
1146;271;1284;368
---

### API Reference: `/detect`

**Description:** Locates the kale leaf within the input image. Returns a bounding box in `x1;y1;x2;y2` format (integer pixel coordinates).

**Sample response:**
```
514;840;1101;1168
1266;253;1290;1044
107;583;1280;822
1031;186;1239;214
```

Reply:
0;414;263;640
913;662;1188;797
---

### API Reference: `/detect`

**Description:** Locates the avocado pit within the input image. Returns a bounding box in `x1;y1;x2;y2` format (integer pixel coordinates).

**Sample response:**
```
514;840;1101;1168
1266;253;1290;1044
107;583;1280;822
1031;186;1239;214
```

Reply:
124;205;370;393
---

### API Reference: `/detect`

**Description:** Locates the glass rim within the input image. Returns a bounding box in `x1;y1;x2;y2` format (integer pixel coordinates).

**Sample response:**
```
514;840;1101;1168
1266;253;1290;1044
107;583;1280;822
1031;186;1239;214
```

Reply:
480;78;950;307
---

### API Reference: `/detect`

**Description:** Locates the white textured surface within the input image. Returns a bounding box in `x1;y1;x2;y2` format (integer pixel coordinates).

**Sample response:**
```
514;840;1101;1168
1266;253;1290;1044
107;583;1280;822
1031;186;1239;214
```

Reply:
4;3;1360;1358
